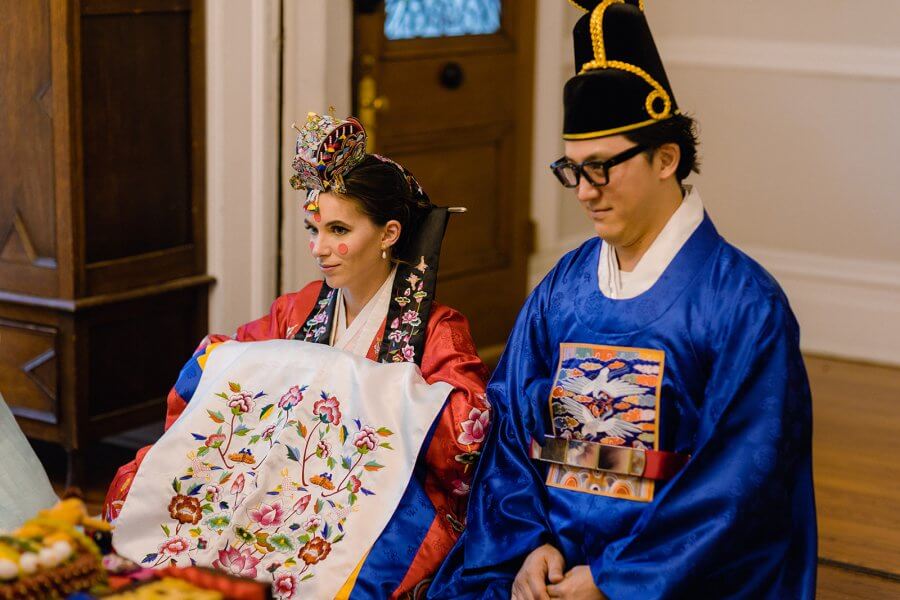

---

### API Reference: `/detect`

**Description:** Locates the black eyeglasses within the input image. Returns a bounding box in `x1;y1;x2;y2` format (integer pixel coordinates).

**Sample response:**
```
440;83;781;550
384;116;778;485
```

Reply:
550;144;649;188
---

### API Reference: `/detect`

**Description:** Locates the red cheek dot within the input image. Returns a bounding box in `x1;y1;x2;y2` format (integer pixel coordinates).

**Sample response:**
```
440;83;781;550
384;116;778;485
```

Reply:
313;213;321;223
337;243;349;256
309;241;314;251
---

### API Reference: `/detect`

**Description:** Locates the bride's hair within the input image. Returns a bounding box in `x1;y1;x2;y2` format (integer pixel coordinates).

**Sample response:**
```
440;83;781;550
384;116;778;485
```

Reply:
340;155;432;260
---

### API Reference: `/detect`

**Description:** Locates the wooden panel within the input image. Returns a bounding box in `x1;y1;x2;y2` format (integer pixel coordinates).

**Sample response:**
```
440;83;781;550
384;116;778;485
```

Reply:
0;318;59;424
384;128;513;278
809;355;900;576
378;52;515;137
817;563;900;599
85;244;197;295
85;288;204;420
0;0;59;296
80;9;193;264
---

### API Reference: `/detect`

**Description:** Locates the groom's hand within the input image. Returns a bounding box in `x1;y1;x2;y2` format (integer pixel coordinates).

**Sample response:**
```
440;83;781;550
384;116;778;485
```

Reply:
511;544;566;600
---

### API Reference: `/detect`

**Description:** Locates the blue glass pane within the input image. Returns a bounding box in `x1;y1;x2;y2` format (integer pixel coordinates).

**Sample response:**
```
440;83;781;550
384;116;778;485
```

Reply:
385;0;501;41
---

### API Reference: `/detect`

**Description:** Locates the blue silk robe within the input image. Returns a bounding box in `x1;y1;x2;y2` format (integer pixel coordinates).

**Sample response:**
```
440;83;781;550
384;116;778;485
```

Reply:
429;215;817;599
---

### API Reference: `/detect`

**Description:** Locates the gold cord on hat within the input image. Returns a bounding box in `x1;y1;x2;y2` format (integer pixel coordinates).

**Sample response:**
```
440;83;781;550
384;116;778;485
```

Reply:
578;0;671;121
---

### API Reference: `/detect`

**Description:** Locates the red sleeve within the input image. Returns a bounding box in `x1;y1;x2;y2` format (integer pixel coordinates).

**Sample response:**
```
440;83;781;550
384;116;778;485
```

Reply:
104;282;325;522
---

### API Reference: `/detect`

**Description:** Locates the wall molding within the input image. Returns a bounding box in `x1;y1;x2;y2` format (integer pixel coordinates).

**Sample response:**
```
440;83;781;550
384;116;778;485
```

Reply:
656;36;900;81
529;237;900;366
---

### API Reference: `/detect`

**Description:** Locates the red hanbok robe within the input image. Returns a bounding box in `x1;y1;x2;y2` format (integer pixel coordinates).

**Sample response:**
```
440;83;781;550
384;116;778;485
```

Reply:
104;280;489;597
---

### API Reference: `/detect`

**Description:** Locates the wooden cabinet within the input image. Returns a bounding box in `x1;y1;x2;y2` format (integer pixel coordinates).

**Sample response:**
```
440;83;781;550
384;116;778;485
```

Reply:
0;0;210;484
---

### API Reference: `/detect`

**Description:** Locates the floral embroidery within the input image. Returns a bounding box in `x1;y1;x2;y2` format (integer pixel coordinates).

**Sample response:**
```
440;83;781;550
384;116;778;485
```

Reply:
457;408;490;445
299;289;335;343
383;259;431;363
142;378;396;591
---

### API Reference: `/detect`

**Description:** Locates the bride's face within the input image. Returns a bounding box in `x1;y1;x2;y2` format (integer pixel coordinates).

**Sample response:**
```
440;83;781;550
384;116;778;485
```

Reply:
304;192;396;290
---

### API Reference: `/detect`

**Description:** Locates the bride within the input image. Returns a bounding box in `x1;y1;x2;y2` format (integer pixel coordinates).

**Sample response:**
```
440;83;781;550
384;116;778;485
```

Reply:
104;112;490;598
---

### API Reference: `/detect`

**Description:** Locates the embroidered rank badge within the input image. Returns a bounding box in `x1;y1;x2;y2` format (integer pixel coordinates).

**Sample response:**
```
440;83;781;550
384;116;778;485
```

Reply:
545;343;665;502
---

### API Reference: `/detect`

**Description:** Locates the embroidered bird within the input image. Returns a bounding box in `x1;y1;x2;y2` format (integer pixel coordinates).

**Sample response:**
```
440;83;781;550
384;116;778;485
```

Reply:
559;367;647;400
556;395;642;440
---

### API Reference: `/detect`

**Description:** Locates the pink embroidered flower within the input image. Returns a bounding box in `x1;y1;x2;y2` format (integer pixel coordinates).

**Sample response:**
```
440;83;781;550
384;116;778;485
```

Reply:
303;515;323;531
278;385;304;410
391;317;400;329
316;440;331;458
212;546;261;579
451;479;471;496
262;424;277;440
388;329;404;343
293;494;311;513
205;433;226;448
248;502;284;527
401;309;419;325
458;407;490;445
352;426;378;451
401;344;415;362
158;536;190;557
273;572;298;599
313;395;342;425
230;473;245;495
228;391;254;413
205;484;221;502
348;475;362;493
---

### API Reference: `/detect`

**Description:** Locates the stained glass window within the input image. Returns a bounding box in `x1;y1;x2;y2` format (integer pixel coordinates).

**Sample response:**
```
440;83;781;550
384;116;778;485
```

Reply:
385;0;502;41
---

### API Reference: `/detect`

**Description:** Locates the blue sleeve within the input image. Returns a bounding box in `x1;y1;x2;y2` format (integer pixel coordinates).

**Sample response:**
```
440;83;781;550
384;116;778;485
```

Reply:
592;291;818;599
429;282;558;598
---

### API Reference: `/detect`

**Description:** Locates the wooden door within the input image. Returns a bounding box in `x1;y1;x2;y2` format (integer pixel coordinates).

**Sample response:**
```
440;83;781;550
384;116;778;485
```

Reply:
353;0;535;363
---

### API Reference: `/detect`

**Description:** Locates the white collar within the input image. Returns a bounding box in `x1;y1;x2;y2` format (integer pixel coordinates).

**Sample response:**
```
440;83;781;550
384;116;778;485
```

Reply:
330;267;397;357
598;185;704;300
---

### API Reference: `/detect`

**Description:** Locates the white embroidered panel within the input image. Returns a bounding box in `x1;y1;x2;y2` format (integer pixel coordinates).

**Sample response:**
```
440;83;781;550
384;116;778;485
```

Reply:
113;340;451;598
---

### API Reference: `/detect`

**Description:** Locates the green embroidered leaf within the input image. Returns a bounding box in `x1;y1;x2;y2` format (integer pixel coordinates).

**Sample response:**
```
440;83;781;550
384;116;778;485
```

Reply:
189;527;202;538
326;457;336;470
249;435;261;445
379;442;393;450
301;573;314;581
284;557;297;568
296;535;310;545
207;410;225;423
172;478;181;493
348;493;357;506
314;499;324;514
219;471;232;485
197;446;210;457
259;404;274;420
363;461;384;472
341;456;352;470
332;533;344;544
201;503;213;513
228;382;241;393
215;392;229;400
234;425;251;437
161;524;170;537
376;427;394;437
286;446;302;462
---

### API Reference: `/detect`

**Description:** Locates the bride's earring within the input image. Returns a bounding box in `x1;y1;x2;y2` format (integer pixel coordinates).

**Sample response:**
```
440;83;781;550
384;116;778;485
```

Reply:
381;247;387;260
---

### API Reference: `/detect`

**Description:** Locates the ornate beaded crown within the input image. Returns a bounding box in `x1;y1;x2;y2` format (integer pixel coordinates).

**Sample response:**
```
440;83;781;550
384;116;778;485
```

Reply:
563;0;679;139
289;110;368;211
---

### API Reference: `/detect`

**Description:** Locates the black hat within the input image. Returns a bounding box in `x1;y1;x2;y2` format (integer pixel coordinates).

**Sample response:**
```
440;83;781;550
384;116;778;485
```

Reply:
564;0;678;140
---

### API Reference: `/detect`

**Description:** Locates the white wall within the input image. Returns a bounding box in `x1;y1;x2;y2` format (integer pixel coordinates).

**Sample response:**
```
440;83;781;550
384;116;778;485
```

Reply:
529;0;900;365
206;0;281;334
206;1;353;334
